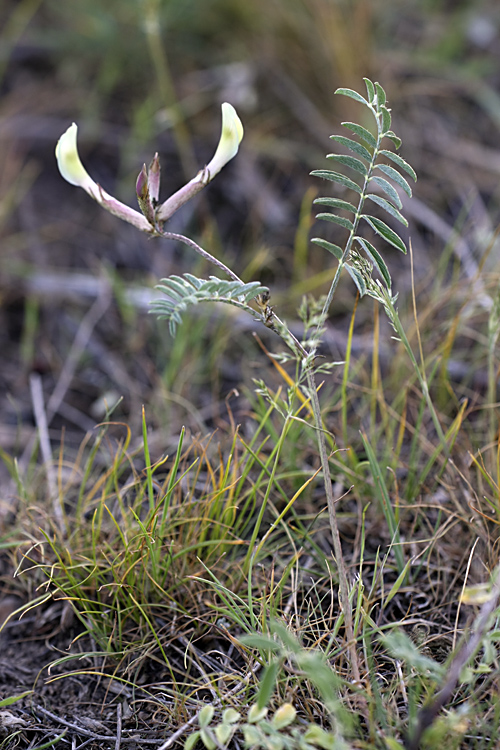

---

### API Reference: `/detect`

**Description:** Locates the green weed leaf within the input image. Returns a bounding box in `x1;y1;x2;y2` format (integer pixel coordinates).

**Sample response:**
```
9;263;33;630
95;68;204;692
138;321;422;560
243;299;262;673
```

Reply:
0;691;33;707
257;660;281;710
240;633;282;651
248;704;268;723
381;630;445;680
271;703;297;729
185;731;201;750
199;705;215;728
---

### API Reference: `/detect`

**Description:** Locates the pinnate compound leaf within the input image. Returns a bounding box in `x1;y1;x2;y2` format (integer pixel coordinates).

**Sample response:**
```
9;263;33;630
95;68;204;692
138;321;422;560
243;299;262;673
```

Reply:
362;215;407;254
152;275;268;335
355;236;392;288
364;77;376;103
380;150;417;181
366;194;408;226
369;175;402;208
375;164;412;197
380;105;392;133
314;197;357;213
326;153;367;176
334;87;368;106
316;213;354;232
329;135;372;162
311;237;343;260
341;121;377;149
310;169;361;194
345;263;367;296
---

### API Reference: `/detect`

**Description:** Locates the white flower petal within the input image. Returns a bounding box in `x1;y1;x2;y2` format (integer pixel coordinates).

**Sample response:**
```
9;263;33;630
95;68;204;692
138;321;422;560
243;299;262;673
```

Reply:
205;103;244;180
55;123;98;195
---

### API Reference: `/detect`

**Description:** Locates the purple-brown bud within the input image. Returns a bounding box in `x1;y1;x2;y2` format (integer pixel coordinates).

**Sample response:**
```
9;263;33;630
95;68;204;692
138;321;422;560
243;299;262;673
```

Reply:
148;153;161;204
135;164;156;227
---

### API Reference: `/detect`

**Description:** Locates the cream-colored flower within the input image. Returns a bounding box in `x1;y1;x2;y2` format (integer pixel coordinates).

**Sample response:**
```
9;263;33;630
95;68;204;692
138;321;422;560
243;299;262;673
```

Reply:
55;123;99;196
205;102;244;180
56;123;152;233
56;104;244;231
156;103;243;222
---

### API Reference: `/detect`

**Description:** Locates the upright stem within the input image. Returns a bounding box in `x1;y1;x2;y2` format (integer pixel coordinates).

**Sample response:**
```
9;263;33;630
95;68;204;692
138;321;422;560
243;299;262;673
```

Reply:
305;366;361;683
162;231;362;681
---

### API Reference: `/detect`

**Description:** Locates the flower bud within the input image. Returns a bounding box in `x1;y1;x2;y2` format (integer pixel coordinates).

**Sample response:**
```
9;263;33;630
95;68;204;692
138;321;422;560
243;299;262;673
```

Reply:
148;153;161;204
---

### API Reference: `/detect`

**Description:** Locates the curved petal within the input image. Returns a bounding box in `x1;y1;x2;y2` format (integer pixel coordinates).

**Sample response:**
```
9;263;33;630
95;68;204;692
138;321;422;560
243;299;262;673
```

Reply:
55;123;99;196
56;123;153;233
155;103;244;222
205;103;244;181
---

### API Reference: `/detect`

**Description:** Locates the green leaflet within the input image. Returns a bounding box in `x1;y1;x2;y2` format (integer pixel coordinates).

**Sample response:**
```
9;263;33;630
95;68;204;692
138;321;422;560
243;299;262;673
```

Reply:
334;86;368;106
310;169;362;194
374;81;386;105
364;77;375;102
341;121;377;149
313;197;357;213
366;194;408;226
362;214;407;254
345;263;367;296
375;163;412;197
311;237;343;260
327;153;368;176
354;236;392;288
380;150;417;181
329;135;372;162
369;175;402;209
380;105;392;133
315;213;354;231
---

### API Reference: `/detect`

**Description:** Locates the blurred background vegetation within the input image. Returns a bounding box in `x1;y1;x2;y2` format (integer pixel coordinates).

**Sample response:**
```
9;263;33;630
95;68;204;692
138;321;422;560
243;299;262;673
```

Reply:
1;0;500;451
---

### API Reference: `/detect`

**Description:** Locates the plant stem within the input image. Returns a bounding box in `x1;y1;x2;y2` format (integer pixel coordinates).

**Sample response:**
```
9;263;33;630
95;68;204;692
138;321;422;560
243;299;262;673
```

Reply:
305;366;361;684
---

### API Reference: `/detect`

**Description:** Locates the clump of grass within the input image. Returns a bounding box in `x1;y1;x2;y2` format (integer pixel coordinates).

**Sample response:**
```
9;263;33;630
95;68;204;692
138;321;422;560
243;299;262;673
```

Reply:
2;74;500;750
